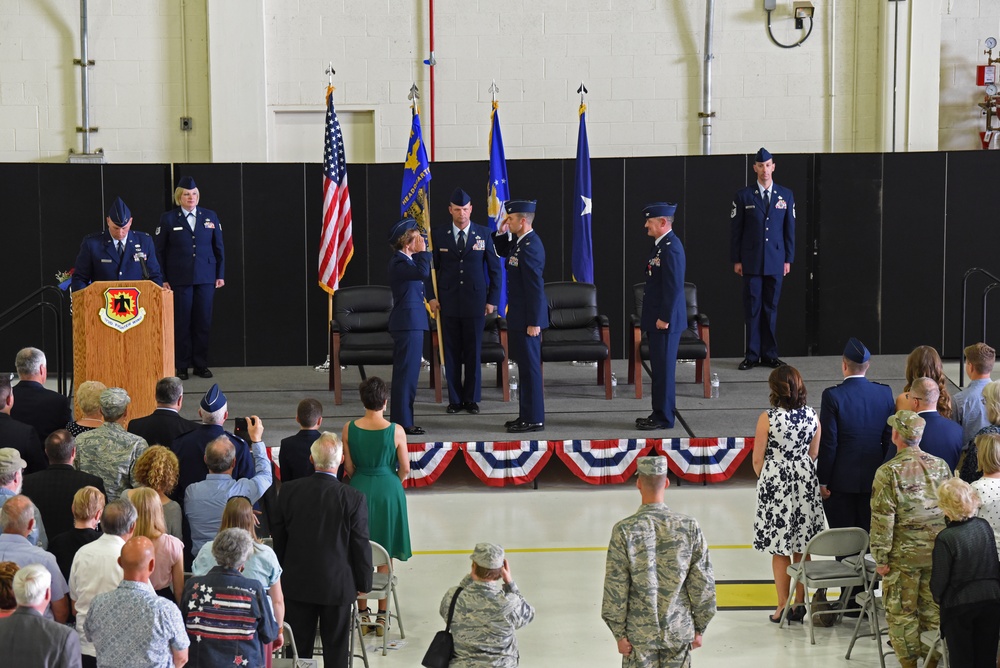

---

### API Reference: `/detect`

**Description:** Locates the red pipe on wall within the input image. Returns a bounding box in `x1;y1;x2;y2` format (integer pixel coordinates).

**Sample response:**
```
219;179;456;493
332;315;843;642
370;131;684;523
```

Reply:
428;0;435;161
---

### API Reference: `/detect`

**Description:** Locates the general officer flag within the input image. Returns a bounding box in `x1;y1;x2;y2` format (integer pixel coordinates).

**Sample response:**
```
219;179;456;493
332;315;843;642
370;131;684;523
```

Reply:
487;101;510;314
401;106;432;234
319;85;354;293
571;101;594;283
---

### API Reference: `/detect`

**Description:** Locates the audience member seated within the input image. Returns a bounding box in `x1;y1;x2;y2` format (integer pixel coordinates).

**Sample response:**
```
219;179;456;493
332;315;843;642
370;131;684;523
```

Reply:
170;383;253;506
67;380;107;437
961;380;1000;483
278;398;323;482
902;377;964;471
0;447;46;547
0;564;82;667
0;374;46;475
931;477;1000;668
23;430;105;539
131;488;183;604
183;528;280;666
954;342;995;445
10;347;71;444
973;433;1000;560
48;486;105;582
69;498;136;667
127;376;196;449
184;416;272;558
0;495;68;622
127;445;182;541
0;561;17;618
85;536;188;668
75;388;149;502
895;345;953;418
192;497;285;659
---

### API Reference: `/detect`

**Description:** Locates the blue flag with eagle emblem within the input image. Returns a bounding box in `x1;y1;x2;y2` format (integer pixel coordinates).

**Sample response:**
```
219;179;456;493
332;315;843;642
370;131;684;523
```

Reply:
487;101;510;315
401;106;432;233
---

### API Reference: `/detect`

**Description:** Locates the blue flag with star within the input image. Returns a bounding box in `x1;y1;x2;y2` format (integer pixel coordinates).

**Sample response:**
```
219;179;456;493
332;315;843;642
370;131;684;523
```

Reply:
572;101;593;283
487;101;510;314
401;106;432;234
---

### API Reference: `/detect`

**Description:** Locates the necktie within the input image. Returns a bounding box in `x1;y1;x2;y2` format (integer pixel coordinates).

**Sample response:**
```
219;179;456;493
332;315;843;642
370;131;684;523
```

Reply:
117;241;124;259
764;190;770;210
457;230;466;253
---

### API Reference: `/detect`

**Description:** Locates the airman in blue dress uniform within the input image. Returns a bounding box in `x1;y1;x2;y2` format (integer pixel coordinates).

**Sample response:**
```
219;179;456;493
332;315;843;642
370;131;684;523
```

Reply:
72;197;163;291
426;188;502;415
155;176;225;380
493;200;547;433
731;148;795;371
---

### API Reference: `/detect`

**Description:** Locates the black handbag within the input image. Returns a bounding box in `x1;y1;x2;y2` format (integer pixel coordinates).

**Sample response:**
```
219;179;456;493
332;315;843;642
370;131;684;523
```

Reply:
421;587;462;668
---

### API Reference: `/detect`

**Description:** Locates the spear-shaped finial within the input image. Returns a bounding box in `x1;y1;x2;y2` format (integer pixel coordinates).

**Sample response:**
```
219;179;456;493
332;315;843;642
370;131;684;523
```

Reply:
577;81;588;105
489;79;499;103
325;62;336;87
408;83;420;103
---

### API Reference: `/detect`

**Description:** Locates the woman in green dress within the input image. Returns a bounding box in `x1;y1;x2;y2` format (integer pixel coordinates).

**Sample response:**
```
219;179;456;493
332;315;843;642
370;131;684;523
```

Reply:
343;376;412;634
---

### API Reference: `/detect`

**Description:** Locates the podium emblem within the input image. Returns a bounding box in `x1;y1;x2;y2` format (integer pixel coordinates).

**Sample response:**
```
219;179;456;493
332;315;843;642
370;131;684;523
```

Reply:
99;286;146;332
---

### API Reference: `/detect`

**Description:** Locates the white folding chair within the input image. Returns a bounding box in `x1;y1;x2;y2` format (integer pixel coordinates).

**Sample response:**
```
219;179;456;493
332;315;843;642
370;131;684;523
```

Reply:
779;527;870;644
357;540;405;656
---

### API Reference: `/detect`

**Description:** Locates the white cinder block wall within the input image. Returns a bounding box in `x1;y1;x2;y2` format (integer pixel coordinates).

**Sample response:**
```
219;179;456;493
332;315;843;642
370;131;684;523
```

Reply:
0;0;995;163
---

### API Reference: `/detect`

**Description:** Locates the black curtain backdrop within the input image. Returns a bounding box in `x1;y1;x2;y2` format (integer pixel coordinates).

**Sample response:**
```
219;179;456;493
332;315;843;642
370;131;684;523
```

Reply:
2;151;998;370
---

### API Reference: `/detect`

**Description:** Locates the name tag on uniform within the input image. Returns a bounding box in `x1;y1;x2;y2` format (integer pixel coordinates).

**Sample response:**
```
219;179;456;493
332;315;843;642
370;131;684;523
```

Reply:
745;205;755;209
473;239;485;251
173;226;184;231
101;258;112;263
440;248;449;252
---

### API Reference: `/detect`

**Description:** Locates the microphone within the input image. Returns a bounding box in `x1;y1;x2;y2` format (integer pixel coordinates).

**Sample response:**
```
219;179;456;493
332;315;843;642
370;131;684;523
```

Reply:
134;243;150;280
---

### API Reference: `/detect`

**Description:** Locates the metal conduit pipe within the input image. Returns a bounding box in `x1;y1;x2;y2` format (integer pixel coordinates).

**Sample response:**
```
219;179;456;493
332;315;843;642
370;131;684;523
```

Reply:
701;0;715;155
79;0;91;154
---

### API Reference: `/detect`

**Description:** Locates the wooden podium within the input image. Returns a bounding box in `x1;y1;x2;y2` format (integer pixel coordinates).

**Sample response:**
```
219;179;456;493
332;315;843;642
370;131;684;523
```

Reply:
72;281;174;421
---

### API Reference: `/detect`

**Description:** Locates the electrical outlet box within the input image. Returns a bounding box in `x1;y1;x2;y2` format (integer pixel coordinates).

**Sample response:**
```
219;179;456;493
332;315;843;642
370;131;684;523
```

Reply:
180;117;193;131
764;0;777;10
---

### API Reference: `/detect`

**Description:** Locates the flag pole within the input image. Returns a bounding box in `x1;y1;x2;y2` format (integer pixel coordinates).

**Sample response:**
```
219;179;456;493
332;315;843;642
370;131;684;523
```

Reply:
316;63;338;372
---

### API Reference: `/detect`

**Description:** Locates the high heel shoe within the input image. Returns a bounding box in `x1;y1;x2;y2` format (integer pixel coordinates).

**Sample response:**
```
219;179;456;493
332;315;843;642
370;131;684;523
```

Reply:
786;604;806;623
768;609;785;624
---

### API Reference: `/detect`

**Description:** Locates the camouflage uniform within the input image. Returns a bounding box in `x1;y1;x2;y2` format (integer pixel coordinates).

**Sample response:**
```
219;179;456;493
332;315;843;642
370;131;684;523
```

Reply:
602;502;716;668
870;445;950;667
440;573;535;668
75;422;149;502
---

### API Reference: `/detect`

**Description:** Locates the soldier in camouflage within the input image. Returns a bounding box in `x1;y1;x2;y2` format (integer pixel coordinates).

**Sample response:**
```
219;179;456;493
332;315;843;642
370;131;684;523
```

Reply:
439;542;535;667
602;456;716;668
871;410;950;668
74;388;149;501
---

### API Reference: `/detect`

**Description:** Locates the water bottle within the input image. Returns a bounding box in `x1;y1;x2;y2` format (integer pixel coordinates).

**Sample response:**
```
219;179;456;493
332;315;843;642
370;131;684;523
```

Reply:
509;374;518;401
710;372;720;399
610;372;618;398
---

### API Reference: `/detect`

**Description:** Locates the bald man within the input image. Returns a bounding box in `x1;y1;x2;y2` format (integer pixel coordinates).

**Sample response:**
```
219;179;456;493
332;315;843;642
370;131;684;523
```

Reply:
86;536;189;668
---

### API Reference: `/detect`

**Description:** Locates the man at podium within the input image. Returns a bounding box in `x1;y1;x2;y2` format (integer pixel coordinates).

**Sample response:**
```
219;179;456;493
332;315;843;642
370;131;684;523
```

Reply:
71;197;163;290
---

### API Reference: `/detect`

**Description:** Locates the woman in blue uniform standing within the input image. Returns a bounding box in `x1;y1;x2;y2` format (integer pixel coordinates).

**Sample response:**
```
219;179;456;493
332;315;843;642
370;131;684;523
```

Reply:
387;218;431;436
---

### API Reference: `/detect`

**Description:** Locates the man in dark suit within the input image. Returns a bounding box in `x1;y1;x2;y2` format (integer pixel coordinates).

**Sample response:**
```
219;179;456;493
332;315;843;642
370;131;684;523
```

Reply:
427;188;502;414
818;337;896;533
493;200;547;433
22;430;105;539
904;377;964;471
155;176;226;380
636;203;687;431
126;376;196;448
70;196;163;290
0;375;46;475
731;148;795;370
11;347;71;445
278;398;322;482
0;564;82;667
272;432;372;666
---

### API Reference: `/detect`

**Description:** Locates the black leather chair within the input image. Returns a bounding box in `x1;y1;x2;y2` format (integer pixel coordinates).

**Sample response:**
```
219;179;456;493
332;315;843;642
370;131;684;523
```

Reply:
629;282;711;399
540;282;613;400
430;311;510;402
328;286;395;404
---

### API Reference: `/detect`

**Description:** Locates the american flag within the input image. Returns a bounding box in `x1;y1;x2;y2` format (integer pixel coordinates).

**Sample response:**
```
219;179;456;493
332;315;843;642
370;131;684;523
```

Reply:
319;86;353;293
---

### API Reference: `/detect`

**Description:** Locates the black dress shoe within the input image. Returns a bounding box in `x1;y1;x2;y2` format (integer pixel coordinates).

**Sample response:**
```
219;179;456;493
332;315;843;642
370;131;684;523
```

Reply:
507;421;543;433
176;369;189;380
194;367;214;378
446;403;462;414
403;426;426;436
636;417;669;431
738;358;757;371
760;358;786;369
464;402;480;414
504;417;525;429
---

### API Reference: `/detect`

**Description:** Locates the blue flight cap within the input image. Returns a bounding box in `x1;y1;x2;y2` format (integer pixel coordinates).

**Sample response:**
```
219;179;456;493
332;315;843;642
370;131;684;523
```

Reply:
107;197;131;226
200;383;227;412
755;147;773;163
450;188;471;206
844;337;871;364
504;200;536;214
642;202;677;219
388;218;418;245
177;176;197;190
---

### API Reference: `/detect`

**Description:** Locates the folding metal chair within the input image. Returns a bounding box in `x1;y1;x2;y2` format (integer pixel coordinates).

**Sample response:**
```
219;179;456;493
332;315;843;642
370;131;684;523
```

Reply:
779;527;870;644
922;629;949;667
845;555;891;667
356;541;405;656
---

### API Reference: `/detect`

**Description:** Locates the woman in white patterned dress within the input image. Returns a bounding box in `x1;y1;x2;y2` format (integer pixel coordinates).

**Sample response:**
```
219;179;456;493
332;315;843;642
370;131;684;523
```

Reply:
752;365;825;623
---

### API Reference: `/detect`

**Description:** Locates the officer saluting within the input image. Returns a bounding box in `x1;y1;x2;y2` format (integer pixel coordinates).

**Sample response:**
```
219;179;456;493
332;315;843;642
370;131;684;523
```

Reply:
72;197;163;291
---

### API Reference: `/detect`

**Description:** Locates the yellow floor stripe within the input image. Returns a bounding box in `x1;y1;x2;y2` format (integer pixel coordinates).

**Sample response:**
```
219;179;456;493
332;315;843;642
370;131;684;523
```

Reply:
716;583;777;609
413;544;753;556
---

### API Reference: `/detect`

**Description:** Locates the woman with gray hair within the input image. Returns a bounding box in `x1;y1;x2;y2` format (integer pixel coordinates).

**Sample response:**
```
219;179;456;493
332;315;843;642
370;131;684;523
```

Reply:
931;477;1000;667
181;528;280;667
960;380;1000;483
66;380;107;436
